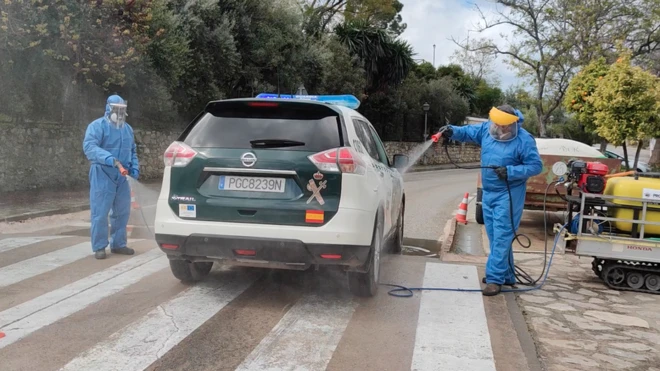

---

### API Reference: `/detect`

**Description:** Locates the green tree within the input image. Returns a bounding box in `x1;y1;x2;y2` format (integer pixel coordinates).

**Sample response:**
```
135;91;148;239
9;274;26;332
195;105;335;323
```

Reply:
335;19;413;92
591;50;660;169
563;57;610;133
411;61;437;82
300;0;406;36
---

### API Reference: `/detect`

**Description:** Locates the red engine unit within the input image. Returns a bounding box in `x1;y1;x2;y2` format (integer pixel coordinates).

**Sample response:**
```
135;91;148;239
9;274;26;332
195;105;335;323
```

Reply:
568;161;609;194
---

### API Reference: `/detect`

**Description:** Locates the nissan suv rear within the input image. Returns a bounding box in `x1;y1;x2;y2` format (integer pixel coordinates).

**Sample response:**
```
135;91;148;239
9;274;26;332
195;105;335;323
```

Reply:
154;95;408;296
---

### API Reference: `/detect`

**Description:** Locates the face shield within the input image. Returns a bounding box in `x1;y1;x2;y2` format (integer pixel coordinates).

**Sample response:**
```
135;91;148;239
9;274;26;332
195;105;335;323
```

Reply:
488;106;519;142
108;103;127;129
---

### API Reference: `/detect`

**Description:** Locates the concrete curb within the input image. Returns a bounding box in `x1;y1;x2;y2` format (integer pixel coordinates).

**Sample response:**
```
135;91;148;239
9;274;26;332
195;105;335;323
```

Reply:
439;218;457;260
407;162;481;173
1;204;90;224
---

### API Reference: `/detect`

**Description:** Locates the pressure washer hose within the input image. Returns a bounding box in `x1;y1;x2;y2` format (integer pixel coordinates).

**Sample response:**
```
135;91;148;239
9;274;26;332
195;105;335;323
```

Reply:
384;135;564;297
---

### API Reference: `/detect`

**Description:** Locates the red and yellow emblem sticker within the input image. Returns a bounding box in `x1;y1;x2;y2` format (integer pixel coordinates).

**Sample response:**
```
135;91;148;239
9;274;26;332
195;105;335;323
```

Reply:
305;210;324;224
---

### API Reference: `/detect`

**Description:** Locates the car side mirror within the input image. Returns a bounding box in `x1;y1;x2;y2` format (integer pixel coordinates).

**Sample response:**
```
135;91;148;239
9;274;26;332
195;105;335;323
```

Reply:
393;154;409;171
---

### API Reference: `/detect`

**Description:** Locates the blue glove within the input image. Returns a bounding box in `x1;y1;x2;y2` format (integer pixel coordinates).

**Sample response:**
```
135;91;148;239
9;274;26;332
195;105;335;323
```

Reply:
105;156;116;167
129;168;140;180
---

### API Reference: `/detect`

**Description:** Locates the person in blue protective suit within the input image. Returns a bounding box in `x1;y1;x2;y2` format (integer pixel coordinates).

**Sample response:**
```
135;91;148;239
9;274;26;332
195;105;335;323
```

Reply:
83;95;140;259
440;104;542;296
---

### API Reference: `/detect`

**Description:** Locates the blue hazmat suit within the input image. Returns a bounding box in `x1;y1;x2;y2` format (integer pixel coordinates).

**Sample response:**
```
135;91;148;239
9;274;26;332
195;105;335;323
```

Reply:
448;111;542;285
83;95;140;252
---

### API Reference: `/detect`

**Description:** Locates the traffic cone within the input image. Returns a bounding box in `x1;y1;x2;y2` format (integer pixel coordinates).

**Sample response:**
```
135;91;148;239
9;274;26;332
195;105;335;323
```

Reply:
456;192;469;225
131;188;139;210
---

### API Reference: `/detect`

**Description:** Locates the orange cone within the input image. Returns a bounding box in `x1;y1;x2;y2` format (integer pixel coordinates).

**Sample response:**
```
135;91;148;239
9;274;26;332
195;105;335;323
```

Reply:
127;186;139;238
456;192;469;225
131;188;139;210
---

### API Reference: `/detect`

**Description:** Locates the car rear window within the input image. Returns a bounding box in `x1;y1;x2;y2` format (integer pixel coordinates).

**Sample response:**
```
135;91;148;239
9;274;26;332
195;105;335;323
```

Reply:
181;101;343;152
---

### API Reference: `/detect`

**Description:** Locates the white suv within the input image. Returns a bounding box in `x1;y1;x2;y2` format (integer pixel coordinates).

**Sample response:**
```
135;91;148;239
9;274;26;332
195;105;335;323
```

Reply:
154;94;408;297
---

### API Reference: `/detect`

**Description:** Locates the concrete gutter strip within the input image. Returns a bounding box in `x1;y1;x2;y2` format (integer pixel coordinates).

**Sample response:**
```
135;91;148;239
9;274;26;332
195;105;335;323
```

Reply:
1;204;90;224
407;162;481;173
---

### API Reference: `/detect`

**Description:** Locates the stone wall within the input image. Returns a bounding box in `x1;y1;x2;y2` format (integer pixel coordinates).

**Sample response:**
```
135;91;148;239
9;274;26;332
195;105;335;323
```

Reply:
383;142;481;166
0;125;480;192
0;125;178;193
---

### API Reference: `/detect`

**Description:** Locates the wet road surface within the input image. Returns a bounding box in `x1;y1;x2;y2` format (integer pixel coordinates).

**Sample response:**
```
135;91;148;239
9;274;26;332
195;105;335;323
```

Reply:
0;169;533;371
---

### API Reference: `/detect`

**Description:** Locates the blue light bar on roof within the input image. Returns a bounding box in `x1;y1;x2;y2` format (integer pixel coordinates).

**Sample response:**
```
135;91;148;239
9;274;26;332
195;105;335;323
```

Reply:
255;93;361;110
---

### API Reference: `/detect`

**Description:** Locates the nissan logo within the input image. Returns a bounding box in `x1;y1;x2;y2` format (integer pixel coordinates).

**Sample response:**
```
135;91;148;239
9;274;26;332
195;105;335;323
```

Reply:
240;152;257;167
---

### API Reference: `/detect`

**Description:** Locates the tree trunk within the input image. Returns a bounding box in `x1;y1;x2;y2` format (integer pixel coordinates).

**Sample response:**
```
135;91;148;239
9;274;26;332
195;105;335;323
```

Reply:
599;139;608;153
622;141;630;170
633;140;643;171
649;138;660;166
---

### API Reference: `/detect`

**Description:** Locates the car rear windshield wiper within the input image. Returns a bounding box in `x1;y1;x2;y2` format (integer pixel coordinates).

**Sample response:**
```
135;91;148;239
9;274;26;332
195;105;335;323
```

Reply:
250;139;306;148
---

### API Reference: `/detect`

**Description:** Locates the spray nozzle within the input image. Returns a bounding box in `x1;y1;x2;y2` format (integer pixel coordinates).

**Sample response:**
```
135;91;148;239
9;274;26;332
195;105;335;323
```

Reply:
114;159;128;176
431;132;442;143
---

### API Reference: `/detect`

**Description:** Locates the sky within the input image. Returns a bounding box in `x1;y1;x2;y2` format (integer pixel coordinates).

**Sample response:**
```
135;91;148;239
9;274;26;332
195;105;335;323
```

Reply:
398;0;520;90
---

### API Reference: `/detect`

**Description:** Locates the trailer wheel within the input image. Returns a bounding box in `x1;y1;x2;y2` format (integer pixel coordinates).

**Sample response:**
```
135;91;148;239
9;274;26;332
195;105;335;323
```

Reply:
476;188;484;225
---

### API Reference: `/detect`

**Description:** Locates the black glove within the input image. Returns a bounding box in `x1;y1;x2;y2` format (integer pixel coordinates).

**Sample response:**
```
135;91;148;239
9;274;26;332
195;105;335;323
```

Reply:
494;166;508;180
441;126;453;144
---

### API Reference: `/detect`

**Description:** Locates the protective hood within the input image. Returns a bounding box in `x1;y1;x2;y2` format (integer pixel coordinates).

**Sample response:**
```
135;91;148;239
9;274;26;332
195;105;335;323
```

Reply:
105;95;127;129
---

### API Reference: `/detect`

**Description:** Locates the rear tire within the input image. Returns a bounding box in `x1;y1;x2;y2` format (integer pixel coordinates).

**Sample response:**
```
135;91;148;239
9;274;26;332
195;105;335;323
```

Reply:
348;212;383;297
391;201;405;254
476;188;484;225
169;260;213;283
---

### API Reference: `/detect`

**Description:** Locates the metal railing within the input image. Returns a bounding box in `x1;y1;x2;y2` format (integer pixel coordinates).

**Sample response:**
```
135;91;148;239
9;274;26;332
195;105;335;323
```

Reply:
577;192;660;241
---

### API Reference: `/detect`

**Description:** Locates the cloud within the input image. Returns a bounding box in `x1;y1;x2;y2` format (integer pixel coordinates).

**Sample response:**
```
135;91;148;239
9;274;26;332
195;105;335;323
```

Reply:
398;0;520;90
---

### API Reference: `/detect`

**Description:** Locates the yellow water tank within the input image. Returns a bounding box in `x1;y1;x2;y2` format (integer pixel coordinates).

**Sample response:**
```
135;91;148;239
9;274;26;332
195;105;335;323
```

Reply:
604;176;660;235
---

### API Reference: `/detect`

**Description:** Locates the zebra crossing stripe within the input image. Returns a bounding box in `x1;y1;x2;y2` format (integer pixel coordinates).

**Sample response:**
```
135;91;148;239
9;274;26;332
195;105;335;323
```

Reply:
0;254;167;349
0;239;143;289
60;270;259;371
235;293;357;371
0;236;67;254
0;248;164;329
411;262;496;371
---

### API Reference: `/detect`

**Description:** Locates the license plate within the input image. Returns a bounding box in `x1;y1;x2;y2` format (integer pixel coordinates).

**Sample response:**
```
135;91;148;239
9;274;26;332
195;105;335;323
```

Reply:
218;175;286;193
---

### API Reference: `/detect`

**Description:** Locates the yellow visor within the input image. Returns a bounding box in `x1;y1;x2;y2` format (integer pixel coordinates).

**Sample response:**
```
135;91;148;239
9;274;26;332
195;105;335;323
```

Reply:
489;107;519;126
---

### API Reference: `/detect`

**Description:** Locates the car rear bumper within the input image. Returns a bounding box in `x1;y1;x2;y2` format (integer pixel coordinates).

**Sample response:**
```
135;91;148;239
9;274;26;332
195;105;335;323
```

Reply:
154;198;375;246
155;233;371;271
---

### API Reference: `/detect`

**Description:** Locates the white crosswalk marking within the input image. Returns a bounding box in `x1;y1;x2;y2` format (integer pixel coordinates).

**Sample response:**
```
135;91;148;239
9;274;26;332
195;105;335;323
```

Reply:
0;254;167;349
60;270;259;371
411;262;496;371
0;236;67;253
0;239;142;288
235;293;357;371
0;248;164;329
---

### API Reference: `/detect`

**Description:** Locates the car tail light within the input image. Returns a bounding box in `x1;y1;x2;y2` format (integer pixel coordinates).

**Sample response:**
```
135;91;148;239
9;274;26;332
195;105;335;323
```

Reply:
161;243;179;250
320;254;342;260
234;249;256;256
308;147;366;174
247;102;279;107
164;141;197;167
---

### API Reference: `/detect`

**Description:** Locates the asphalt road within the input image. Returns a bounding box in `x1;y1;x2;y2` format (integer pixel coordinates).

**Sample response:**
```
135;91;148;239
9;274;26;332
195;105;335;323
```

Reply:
0;169;533;371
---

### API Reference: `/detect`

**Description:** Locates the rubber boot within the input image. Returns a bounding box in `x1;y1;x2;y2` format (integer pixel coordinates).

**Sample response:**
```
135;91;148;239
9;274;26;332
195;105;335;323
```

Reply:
482;283;502;296
111;247;135;255
95;249;107;260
